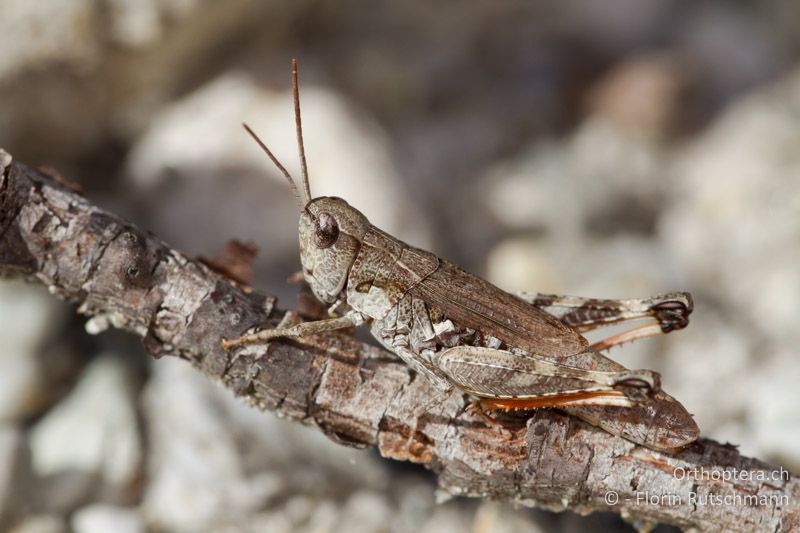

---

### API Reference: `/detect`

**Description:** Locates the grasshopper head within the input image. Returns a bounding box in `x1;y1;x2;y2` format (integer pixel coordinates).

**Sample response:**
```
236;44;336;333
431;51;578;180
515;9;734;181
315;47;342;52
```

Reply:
299;196;369;304
243;62;371;305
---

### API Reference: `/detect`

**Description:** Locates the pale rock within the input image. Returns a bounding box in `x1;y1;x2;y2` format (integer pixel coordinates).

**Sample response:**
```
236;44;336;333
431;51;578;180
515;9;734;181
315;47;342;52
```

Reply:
473;501;546;533
0;425;34;524
126;72;431;247
8;515;68;533
485;237;566;295
486;234;687;370
0;281;68;421
304;500;339;532
242;512;293;533
282;495;315;526
38;473;98;515
141;352;392;532
659;312;752;442
0;281;65;352
586;54;683;138
210;372;388;491
486;231;688;297
657;69;800;463
483;117;666;240
0;0;98;78
245;472;286;507
419;503;472;533
103;0;162;48
0;0;213;78
661;69;800;348
482;143;582;238
141;358;280;533
0;352;41;423
335;491;393;533
71;504;144;533
457;63;800;475
29;356;141;489
393;481;437;532
747;354;800;469
569;117;666;214
482;57;676;251
486;234;683;307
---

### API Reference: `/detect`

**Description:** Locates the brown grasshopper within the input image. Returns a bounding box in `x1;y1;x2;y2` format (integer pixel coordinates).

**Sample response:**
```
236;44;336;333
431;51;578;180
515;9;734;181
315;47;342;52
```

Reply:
223;60;699;452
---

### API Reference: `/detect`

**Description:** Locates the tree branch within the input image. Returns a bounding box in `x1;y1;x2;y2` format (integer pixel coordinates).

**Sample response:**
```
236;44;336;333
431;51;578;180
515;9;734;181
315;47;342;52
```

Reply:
1;148;797;532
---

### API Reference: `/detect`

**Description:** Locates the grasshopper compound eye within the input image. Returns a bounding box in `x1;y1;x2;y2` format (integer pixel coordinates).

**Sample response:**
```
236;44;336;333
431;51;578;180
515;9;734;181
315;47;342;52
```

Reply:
313;212;339;249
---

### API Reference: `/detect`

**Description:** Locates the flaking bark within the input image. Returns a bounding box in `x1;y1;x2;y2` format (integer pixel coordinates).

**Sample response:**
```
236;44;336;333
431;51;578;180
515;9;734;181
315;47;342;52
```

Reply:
0;148;797;532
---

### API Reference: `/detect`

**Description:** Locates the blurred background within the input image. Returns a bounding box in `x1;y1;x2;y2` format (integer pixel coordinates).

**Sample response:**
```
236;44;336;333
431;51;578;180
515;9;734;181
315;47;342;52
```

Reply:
2;1;800;532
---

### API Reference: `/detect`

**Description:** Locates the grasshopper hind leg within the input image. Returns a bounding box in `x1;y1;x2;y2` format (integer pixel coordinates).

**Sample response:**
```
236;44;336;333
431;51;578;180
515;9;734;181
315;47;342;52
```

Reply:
434;345;661;400
518;291;693;352
433;345;671;439
518;291;692;332
221;311;365;350
474;393;700;452
466;390;637;441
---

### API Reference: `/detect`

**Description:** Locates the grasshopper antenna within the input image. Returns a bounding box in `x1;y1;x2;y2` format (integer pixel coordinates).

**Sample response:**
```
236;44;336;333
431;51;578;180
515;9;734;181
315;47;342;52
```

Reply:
242;123;305;211
291;58;312;203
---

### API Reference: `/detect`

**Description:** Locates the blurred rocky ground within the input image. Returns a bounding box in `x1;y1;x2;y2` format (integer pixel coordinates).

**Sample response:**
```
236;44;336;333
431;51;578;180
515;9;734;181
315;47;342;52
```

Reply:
1;1;800;532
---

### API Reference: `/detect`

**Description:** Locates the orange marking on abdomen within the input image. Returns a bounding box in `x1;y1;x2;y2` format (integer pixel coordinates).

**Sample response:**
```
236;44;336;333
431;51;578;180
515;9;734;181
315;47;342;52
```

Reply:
480;391;626;411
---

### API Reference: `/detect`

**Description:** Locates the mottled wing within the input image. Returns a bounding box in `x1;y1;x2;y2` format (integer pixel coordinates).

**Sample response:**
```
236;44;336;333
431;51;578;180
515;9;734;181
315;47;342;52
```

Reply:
410;259;588;358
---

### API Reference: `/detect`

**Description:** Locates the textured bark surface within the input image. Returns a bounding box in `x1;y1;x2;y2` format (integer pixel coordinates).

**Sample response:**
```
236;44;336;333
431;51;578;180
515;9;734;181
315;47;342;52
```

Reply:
1;149;797;532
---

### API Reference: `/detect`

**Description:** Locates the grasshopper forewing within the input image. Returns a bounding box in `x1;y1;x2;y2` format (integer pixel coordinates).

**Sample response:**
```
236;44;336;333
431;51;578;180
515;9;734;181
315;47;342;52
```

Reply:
222;60;700;452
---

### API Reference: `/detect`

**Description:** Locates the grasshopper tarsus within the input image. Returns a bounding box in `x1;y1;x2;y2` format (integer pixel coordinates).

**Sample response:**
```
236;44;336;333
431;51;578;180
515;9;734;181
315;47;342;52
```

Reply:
224;312;363;350
651;296;693;332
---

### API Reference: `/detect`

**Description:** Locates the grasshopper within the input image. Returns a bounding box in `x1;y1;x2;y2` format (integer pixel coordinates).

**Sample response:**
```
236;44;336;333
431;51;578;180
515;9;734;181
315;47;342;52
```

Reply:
223;60;699;452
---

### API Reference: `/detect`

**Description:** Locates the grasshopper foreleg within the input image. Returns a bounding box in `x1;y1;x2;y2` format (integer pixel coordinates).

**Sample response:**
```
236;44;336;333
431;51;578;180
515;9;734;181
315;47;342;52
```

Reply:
221;311;365;350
